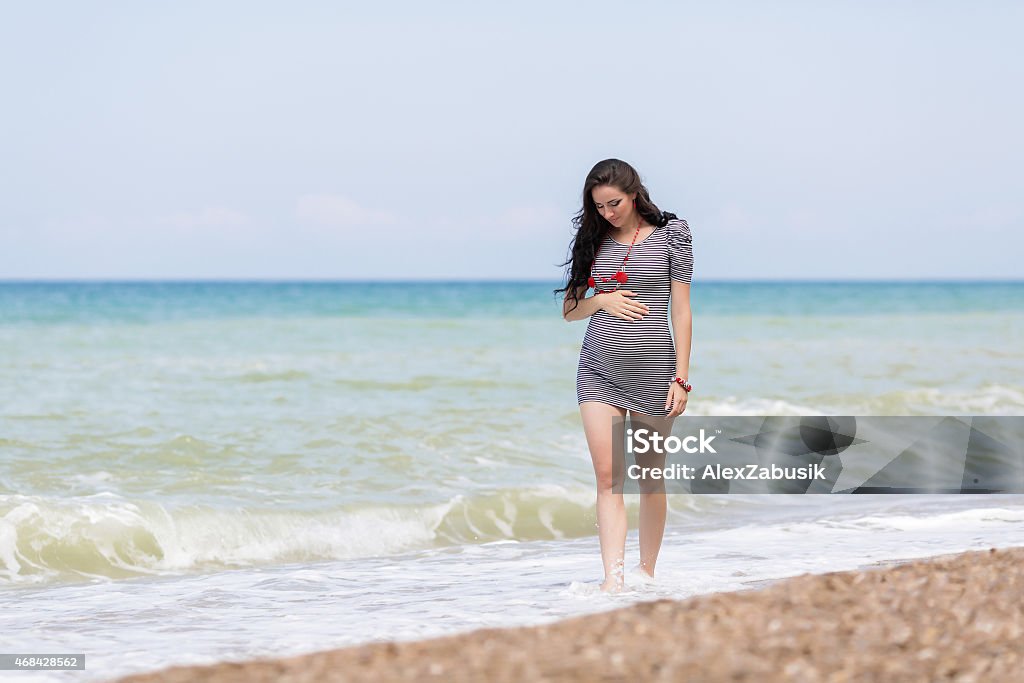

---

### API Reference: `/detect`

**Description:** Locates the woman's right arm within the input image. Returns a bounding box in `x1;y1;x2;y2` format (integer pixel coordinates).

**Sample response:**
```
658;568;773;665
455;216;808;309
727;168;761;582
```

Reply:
563;285;604;322
565;288;648;322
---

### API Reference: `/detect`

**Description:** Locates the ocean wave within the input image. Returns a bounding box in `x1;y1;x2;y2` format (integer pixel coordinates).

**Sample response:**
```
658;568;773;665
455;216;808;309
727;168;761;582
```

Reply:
696;384;1024;416
0;487;713;587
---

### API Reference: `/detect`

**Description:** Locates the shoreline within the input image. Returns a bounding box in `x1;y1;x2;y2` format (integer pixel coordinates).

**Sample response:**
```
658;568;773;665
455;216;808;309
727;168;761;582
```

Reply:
111;545;1024;682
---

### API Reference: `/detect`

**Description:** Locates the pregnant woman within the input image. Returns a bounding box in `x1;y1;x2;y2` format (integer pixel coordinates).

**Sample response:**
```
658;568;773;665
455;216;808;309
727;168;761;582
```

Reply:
556;158;694;593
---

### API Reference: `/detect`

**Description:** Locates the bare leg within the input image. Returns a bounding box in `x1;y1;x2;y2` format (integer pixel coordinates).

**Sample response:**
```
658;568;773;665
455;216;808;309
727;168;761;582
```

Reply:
579;401;628;592
631;412;675;578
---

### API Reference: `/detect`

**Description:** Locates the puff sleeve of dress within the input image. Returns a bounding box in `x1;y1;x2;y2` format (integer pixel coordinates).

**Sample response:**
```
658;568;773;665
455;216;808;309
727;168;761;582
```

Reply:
668;218;694;283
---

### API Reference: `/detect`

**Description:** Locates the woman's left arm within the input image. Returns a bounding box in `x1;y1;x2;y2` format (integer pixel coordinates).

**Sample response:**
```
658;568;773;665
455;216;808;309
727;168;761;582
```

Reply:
670;280;692;380
664;280;692;416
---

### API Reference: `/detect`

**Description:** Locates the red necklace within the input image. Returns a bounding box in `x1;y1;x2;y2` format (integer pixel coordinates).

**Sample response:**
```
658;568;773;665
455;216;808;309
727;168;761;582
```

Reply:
588;220;644;294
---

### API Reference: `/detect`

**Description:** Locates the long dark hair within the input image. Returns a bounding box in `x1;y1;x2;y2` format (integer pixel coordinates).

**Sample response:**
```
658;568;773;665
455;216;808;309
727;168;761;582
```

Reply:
554;158;677;315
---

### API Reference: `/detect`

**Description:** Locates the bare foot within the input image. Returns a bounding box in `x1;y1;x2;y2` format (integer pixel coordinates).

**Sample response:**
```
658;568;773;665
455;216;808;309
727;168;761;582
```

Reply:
627;563;656;587
600;558;625;592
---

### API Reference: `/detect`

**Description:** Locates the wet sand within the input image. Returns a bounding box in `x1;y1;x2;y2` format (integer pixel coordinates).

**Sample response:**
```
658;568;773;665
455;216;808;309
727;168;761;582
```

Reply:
112;546;1024;682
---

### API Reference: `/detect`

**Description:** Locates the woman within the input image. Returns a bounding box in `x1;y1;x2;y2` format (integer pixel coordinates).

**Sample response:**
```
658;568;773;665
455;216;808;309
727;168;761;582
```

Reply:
556;158;694;593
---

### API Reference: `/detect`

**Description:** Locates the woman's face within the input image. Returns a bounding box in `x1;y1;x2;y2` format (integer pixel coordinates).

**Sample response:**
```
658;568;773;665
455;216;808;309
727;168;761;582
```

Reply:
591;185;636;227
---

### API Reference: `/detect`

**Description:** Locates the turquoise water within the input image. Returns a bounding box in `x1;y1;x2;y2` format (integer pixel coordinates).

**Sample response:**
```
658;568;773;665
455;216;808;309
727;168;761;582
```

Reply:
2;280;1023;583
2;280;1023;322
1;281;1023;680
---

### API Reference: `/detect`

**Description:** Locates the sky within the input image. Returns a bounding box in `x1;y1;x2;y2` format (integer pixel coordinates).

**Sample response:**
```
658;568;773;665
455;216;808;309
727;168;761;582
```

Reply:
1;1;1021;280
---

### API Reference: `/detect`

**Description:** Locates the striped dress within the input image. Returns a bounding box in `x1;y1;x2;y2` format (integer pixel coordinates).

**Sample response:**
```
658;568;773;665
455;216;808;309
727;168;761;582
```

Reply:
576;218;693;416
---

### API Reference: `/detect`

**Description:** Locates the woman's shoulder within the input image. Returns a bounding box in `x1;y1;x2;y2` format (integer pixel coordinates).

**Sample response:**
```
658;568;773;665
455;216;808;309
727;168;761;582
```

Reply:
662;216;691;239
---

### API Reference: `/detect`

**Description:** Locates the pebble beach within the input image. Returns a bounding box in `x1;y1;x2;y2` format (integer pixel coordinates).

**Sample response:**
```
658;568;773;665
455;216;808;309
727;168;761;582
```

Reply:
111;545;1024;682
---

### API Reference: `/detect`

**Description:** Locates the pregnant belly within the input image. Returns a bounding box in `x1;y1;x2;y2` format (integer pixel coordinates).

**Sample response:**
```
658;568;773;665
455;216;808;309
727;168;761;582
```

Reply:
583;313;674;359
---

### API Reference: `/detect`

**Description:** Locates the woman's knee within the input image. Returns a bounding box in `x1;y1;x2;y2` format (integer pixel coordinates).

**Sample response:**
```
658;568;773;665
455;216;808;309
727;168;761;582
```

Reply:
638;479;667;495
593;468;617;493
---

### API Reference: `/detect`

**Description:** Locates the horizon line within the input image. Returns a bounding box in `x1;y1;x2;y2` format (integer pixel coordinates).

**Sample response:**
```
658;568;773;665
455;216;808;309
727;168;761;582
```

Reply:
2;277;1023;285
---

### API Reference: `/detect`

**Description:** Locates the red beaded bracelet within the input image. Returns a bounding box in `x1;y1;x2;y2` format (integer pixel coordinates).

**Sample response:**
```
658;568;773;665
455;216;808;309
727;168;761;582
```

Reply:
672;377;692;392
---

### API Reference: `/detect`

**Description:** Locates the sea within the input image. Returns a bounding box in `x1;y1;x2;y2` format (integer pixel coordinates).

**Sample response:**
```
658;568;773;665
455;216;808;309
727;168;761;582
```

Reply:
2;280;1023;682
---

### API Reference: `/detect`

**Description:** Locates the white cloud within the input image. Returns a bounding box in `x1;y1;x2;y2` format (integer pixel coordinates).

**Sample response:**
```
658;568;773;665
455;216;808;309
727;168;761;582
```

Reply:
295;194;399;230
711;204;761;236
41;213;116;237
782;207;826;235
153;207;250;233
491;205;563;229
477;205;565;241
954;205;1021;234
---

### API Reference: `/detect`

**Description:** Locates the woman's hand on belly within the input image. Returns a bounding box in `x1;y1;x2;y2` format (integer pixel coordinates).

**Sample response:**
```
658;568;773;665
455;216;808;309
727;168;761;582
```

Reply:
595;290;650;321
